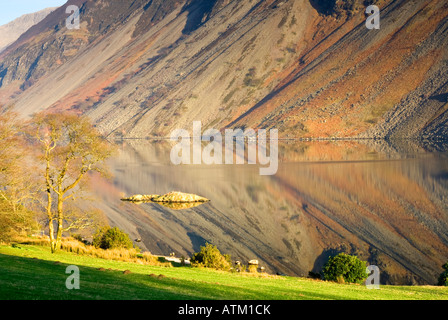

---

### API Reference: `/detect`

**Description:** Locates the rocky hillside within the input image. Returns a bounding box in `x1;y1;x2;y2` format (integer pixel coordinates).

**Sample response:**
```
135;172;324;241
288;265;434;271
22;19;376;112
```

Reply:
0;7;56;53
0;0;447;140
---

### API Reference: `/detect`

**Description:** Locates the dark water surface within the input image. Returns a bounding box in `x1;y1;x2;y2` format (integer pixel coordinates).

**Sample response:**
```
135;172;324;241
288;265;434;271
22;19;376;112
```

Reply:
91;139;448;285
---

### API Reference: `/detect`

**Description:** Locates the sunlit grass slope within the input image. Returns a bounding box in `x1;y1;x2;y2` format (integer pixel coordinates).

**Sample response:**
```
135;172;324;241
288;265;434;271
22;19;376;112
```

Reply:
0;244;447;300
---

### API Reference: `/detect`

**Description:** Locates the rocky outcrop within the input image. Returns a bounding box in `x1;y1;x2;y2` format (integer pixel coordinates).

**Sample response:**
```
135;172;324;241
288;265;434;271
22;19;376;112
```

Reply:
122;191;209;203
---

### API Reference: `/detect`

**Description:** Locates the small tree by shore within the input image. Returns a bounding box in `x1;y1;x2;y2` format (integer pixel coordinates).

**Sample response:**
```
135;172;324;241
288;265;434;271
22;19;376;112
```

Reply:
190;243;232;271
27;112;115;253
322;253;368;284
92;226;134;250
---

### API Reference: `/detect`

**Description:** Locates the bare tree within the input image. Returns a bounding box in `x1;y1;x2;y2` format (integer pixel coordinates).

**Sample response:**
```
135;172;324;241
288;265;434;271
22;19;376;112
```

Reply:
27;112;115;252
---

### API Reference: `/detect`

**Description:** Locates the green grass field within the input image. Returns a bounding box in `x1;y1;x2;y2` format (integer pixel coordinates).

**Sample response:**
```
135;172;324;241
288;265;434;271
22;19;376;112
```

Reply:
0;244;447;300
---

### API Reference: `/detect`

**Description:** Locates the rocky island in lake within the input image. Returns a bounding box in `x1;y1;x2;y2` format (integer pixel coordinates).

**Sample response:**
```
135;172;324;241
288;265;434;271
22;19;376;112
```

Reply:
121;192;209;209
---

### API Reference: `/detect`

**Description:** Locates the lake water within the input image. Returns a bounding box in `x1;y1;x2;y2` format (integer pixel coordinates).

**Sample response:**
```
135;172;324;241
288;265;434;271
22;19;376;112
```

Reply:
91;139;448;285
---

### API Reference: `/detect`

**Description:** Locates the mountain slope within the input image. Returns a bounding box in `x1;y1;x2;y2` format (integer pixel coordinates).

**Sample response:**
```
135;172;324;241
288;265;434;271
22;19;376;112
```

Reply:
0;7;56;53
0;0;447;139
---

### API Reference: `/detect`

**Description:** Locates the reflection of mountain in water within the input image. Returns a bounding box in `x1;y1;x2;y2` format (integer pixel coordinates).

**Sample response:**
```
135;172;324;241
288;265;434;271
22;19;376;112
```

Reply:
91;139;448;285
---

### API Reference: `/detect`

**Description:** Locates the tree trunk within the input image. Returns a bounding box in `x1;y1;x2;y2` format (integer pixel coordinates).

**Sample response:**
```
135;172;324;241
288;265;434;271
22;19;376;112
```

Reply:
46;186;58;253
55;224;63;251
49;219;56;253
54;194;64;252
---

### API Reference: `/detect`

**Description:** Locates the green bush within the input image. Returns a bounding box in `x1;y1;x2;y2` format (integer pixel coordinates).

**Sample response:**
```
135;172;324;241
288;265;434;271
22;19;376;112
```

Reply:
92;226;133;250
0;199;39;242
322;253;368;284
438;262;448;286
190;243;232;271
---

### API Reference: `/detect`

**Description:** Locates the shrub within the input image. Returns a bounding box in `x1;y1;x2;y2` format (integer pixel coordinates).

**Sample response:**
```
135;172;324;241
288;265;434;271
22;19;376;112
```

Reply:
0;199;39;243
438;262;448;286
243;67;261;87
92;226;133;250
322;253;368;284
190;243;232;271
71;233;91;245
248;264;258;273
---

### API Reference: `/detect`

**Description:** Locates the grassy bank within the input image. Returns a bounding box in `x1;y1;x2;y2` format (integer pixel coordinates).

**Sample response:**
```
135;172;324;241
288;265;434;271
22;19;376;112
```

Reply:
0;244;447;300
